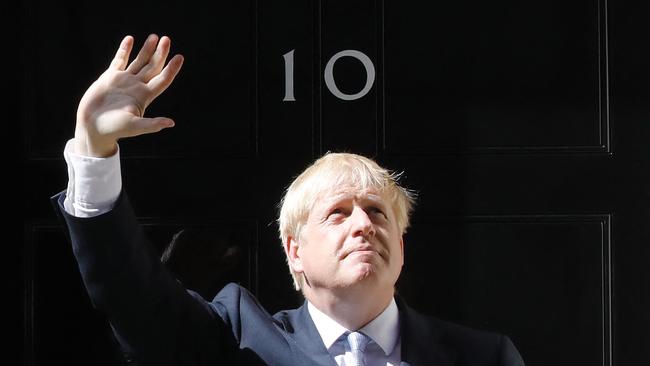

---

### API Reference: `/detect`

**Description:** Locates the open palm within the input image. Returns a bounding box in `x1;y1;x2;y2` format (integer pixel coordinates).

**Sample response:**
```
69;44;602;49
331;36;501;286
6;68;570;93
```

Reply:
75;34;184;157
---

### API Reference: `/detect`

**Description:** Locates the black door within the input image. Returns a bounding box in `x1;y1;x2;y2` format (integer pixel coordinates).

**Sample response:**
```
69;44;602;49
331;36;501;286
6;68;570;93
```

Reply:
21;1;649;365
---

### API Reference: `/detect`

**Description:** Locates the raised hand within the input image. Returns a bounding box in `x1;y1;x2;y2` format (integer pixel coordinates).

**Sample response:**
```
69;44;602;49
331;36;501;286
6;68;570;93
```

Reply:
74;34;184;157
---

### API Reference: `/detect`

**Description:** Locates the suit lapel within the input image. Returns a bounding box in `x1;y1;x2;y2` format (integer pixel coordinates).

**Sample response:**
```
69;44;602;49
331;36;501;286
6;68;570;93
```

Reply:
283;298;458;366
397;298;458;366
284;301;338;366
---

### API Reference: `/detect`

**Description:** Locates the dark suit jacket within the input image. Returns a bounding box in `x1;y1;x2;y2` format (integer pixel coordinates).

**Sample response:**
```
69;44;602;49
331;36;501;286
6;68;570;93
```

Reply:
52;191;525;366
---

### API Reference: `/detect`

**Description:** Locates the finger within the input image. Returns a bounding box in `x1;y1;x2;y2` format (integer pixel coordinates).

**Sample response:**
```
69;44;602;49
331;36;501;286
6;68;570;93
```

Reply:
127;116;175;137
138;36;172;82
126;34;159;74
147;54;184;98
109;36;134;70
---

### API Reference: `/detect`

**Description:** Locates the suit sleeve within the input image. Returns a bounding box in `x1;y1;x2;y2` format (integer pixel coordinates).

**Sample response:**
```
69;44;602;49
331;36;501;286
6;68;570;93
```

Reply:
499;335;526;366
51;190;238;365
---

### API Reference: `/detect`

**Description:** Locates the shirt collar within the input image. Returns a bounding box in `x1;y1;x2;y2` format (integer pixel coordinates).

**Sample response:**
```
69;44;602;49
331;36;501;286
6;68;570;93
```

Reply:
307;298;400;356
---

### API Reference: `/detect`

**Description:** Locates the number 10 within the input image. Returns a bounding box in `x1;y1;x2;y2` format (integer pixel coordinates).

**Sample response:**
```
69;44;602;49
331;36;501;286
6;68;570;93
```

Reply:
283;49;376;102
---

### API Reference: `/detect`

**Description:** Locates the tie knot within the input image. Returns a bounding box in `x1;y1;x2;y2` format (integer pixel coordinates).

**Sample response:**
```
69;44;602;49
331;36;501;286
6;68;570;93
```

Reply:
346;331;371;352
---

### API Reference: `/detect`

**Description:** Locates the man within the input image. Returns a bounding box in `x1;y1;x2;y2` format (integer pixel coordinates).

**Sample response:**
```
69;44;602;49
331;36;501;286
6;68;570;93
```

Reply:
54;34;525;365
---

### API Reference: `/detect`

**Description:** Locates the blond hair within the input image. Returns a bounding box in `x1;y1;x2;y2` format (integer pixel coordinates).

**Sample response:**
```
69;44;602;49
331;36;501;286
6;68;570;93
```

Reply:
278;152;416;290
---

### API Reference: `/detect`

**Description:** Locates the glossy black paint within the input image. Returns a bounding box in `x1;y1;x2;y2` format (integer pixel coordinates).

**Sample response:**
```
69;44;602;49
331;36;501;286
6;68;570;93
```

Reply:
20;0;649;365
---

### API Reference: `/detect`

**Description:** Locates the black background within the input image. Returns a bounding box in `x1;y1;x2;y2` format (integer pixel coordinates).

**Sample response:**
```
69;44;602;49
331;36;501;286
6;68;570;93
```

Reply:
17;0;650;365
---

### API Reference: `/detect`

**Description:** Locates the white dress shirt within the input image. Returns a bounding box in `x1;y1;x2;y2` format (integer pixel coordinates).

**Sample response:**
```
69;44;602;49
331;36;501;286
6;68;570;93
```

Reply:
62;138;403;365
308;299;402;366
62;139;122;217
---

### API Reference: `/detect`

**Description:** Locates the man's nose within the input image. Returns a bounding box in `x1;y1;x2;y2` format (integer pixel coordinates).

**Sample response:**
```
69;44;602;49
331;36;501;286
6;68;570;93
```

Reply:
351;207;375;238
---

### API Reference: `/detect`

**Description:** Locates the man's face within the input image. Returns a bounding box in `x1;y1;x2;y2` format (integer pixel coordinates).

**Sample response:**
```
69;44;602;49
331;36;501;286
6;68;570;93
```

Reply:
288;186;404;294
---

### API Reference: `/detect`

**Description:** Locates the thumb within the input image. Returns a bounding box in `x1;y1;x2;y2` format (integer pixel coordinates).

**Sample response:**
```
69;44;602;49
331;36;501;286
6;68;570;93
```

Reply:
128;116;176;136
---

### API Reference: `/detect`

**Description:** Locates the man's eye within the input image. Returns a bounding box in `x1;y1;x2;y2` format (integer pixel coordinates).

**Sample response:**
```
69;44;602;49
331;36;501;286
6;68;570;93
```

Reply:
329;208;343;216
370;207;387;218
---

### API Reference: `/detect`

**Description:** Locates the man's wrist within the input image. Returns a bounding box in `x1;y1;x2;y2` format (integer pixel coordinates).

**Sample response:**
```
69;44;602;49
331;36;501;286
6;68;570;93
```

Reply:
73;129;118;158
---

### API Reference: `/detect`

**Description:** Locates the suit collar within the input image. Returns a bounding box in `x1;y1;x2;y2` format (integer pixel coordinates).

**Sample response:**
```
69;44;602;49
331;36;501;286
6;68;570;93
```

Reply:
396;296;458;366
284;301;338;366
284;297;458;366
307;298;400;356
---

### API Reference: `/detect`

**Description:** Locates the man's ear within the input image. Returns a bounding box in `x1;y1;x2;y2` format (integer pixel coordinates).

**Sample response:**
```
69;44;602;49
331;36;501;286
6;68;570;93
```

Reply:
399;236;405;266
285;236;304;273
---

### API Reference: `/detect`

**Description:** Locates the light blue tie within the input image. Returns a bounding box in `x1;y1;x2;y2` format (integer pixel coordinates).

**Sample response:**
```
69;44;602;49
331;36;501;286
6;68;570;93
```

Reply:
346;331;371;366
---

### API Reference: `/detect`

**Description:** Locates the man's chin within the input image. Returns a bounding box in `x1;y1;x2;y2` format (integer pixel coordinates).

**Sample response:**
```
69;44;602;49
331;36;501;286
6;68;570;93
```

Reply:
348;262;377;283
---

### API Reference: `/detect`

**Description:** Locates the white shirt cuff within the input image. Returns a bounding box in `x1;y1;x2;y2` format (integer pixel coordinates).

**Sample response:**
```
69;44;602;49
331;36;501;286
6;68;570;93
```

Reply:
63;139;122;217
